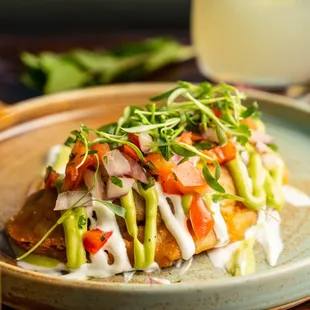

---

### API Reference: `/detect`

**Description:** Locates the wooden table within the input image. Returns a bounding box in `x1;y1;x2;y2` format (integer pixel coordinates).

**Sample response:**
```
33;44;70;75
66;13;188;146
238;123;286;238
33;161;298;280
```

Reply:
0;30;309;310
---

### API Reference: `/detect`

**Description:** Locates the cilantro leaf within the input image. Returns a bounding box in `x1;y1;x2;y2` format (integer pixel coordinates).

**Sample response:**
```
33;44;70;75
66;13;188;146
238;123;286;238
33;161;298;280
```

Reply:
172;143;196;157
93;200;126;218
140;177;155;191
111;176;123;188
202;162;225;193
241;102;261;119
78;215;87;230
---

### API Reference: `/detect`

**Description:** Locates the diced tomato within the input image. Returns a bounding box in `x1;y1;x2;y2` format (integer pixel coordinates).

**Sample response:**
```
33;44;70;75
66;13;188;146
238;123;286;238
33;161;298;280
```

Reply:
240;117;257;130
144;154;174;176
220;142;236;162
128;133;140;147
123;144;139;161
178;132;203;145
202;142;236;165
44;167;59;189
178;132;193;145
64;139;86;182
62;140;110;191
190;195;214;239
172;161;207;194
83;229;113;255
159;172;183;195
145;154;208;195
191;133;203;141
212;108;222;118
90;143;110;160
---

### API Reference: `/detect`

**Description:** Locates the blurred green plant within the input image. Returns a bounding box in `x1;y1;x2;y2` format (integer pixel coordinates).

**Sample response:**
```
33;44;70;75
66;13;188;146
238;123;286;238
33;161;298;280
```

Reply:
20;37;194;94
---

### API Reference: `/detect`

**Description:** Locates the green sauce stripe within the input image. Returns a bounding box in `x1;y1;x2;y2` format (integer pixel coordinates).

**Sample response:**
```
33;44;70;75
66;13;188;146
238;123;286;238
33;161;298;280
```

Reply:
264;155;285;211
226;147;285;211
62;207;87;269
226;150;266;210
121;185;158;270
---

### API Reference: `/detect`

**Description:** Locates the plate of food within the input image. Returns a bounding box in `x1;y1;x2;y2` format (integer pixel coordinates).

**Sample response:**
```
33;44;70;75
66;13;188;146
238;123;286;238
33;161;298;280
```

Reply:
1;82;310;310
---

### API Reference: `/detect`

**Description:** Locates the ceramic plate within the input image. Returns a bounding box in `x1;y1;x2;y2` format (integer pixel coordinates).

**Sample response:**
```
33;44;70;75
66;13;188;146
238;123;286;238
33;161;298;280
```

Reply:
1;83;310;310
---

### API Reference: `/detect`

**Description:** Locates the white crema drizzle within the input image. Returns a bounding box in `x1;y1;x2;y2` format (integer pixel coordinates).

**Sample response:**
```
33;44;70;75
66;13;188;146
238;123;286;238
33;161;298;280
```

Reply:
155;182;196;260
208;206;283;274
83;171;132;278
282;185;310;207
209;201;229;248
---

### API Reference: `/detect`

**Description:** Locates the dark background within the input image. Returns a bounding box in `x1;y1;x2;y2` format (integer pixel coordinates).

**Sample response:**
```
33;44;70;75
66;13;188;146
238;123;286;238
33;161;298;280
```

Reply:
0;0;190;32
0;0;193;104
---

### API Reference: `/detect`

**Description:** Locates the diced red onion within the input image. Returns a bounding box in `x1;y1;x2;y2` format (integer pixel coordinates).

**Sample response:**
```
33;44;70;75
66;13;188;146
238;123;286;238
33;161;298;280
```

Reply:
172;155;200;166
139;132;153;153
250;130;274;144
262;153;278;170
101;149;131;177
188;156;200;166
256;141;270;154
125;155;148;184
173;161;204;187
171;154;184;165
54;191;92;211
106;177;135;200
148;277;171;285
201;128;218;143
84;169;105;199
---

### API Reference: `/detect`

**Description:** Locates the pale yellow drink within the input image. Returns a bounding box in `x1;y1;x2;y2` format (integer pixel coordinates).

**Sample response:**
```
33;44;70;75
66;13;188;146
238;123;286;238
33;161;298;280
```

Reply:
191;0;310;87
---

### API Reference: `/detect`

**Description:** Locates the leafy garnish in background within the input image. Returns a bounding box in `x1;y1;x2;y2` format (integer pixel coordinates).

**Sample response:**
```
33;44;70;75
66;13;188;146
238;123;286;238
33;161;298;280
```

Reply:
20;37;194;94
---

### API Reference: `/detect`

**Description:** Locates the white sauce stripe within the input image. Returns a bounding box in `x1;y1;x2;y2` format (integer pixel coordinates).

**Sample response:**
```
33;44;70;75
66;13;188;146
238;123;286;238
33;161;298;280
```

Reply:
208;206;283;274
256;208;283;267
210;202;229;248
86;201;132;278
155;182;195;260
83;170;132;278
207;242;241;271
282;185;310;207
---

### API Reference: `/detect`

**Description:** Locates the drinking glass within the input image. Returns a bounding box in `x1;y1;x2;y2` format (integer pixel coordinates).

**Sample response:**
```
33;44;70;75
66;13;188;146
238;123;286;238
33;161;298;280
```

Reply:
191;0;310;88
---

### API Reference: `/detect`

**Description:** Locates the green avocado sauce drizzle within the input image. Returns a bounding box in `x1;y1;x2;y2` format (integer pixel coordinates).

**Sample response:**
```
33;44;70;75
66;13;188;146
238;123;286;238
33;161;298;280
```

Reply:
227;238;256;276
11;241;61;268
226;146;285;212
120;184;158;269
61;207;87;269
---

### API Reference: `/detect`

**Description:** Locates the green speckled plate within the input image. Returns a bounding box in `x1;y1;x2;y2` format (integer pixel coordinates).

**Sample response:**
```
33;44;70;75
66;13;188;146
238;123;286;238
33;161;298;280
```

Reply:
1;84;310;310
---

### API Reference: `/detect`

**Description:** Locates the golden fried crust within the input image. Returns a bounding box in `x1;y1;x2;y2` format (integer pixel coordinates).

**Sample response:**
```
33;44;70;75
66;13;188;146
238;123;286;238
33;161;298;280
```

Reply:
6;189;66;261
6;166;258;267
